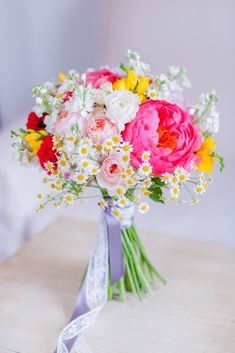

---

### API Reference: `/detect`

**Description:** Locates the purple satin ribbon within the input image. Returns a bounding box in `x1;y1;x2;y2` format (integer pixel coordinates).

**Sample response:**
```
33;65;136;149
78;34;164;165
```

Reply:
54;206;124;353
104;207;124;284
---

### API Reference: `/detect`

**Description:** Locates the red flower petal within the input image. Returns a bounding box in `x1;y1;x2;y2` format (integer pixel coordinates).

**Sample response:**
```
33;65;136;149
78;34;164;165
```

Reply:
37;135;58;173
26;112;46;130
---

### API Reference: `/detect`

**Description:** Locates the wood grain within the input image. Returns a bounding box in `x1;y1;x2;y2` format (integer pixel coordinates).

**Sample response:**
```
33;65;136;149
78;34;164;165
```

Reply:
0;218;234;353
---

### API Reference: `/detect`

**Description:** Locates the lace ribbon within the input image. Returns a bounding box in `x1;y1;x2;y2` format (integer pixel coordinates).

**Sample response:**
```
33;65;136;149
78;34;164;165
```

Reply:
55;203;135;353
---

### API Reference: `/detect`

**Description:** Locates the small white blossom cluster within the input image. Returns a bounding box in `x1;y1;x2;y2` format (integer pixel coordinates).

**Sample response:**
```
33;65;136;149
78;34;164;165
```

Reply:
125;49;151;76
190;90;220;135
32;81;59;116
161;165;211;205
11;135;38;167
65;82;94;117
146;66;191;101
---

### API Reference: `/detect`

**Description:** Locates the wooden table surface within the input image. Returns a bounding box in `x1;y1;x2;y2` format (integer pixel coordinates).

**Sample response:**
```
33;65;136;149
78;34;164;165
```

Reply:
0;217;235;353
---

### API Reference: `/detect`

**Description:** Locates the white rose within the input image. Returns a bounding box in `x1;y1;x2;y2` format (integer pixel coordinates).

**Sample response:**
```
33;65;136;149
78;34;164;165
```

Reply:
105;90;139;131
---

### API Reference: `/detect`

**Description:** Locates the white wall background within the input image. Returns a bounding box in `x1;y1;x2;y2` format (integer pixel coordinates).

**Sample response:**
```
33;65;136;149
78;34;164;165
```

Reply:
0;0;234;259
0;0;103;125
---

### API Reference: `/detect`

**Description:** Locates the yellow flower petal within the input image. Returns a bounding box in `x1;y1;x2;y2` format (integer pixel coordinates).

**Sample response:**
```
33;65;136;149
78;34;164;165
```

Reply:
126;70;138;90
197;136;216;156
113;78;127;90
196;137;216;173
27;140;42;155
198;155;214;174
137;76;150;94
24;132;41;141
58;72;67;82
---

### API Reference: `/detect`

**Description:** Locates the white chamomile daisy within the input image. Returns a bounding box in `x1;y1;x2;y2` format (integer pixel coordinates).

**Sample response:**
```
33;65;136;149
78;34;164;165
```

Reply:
194;184;205;195
199;173;206;183
161;173;171;184
114;186;125;197
66;135;76;143
55;180;62;190
103;139;114;152
58;158;68;169
175;167;190;182
169;175;179;186
127;178;135;187
121;153;130;164
80;158;92;171
75;172;87;184
117;197;129;208
64;194;74;205
126;167;134;176
44;161;55;173
112;207;121;219
79;144;90;157
170;186;180;199
91;165;99;175
139;162;152;176
143;178;152;188
112;135;122;144
122;141;133;153
138;202;149;214
134;194;141;203
142;151;151;162
99;198;107;210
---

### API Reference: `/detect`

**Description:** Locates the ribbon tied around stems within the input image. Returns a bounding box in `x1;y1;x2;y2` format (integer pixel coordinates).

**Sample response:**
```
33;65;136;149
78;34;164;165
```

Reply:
55;202;135;353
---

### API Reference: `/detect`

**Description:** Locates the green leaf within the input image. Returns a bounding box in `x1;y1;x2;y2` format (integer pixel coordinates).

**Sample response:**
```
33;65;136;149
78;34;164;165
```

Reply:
151;177;165;187
211;152;225;172
11;130;18;137
119;63;129;73
148;185;164;204
19;128;27;134
125;188;135;202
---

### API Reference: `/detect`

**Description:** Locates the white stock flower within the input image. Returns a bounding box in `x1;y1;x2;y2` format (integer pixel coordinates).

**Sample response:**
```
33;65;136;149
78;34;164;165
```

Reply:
105;90;139;131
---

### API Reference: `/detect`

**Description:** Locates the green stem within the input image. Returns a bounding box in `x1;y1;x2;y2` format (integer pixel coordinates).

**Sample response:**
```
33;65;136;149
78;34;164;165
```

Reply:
122;232;142;299
130;226;167;284
122;229;152;294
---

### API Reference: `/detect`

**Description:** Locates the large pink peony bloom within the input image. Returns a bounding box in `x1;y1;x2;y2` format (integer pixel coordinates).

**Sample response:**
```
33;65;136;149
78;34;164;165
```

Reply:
122;100;201;175
85;68;121;88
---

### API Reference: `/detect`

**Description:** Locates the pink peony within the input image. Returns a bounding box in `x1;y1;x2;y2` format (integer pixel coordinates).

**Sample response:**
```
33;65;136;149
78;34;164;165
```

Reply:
96;154;123;191
122;100;201;175
85;68;121;88
86;109;119;144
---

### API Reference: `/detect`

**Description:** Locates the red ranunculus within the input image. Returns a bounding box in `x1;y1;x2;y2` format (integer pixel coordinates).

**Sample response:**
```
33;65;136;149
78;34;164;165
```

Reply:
26;112;46;130
37;135;58;173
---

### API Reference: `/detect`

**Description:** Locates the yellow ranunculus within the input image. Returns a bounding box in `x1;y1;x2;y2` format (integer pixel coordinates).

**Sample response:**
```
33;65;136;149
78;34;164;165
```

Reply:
196;136;216;173
24;132;43;155
136;77;150;95
113;78;127;90
113;70;150;102
126;70;138;90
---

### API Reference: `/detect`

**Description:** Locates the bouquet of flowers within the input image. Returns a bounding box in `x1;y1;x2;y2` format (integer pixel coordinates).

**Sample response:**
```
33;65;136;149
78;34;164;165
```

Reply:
11;50;223;352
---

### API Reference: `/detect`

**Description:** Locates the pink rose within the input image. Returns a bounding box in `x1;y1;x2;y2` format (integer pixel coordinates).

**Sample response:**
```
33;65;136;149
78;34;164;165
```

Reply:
96;154;123;191
53;111;86;136
122;100;201;175
85;68;121;88
86;109;119;144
